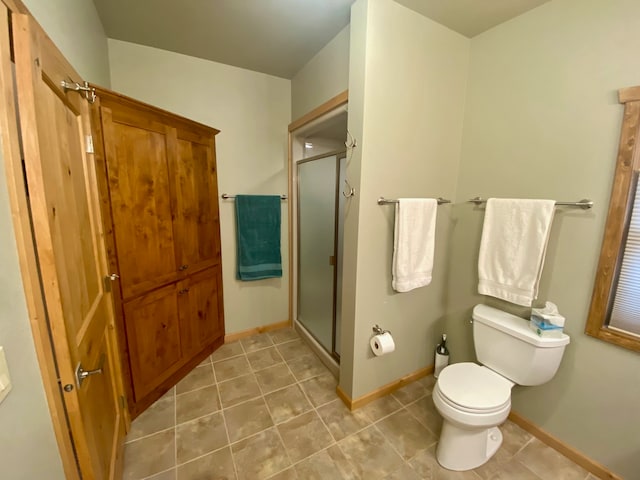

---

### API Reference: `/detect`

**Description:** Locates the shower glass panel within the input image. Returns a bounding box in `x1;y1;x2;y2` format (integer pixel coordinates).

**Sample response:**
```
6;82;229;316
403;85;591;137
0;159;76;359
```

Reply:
297;155;338;354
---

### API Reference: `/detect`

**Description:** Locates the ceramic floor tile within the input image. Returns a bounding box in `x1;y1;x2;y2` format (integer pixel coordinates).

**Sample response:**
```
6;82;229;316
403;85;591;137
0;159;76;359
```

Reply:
294;445;359;480
176;384;221;424
214;355;252;382
277;410;334;462
391;381;429;405
269;328;300;345
231;428;291;480
211;342;245;363
264;384;312;424
123;429;176;480
218;373;262;408
298;373;337;408
499;420;534;456
286;354;329;382
375;409;437;460
317;398;371;441
240;332;274;353
127;393;175;442
385;463;423;480
474;453;541;480
360;395;403;422
246;346;283;371
338;426;404;478
147;469;177;480
124;329;591;480
268;468;299;479
514;438;589;480
406;394;443;435
419;375;436;393
276;339;313;361
176;365;215;395
254;363;296;394
224;397;274;443
198;355;212;366
177;446;236;480
409;445;481;480
176;412;228;464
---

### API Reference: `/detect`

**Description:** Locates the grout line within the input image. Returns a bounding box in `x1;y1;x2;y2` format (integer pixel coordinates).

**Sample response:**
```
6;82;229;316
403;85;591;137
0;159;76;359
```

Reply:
139;465;176;480
173;382;177;474
124;425;176;445
218;361;240;480
175;381;217;398
252;358;295;470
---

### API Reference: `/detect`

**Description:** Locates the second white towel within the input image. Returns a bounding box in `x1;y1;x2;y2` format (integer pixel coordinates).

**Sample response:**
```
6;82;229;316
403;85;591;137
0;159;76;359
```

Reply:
478;198;556;306
392;198;438;292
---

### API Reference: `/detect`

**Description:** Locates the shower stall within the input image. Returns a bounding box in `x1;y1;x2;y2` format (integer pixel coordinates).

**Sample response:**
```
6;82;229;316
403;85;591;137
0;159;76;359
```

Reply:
297;151;347;361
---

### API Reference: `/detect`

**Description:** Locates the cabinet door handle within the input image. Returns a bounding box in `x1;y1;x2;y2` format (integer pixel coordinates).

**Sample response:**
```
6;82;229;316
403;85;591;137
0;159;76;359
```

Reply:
178;288;190;295
179;264;189;271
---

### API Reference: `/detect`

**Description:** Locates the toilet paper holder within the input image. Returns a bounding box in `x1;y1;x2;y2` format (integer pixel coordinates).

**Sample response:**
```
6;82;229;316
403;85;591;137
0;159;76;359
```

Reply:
372;324;391;336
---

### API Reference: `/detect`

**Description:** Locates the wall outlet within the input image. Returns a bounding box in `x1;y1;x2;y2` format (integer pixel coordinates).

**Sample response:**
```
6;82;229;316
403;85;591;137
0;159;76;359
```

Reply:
0;346;12;404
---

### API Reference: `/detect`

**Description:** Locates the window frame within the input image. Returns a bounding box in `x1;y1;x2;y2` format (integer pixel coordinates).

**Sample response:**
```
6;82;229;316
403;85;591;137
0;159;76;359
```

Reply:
586;86;640;353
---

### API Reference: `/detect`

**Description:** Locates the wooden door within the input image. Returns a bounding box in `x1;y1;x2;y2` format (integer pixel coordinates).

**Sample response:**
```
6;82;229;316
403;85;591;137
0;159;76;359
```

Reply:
123;283;183;401
12;13;125;480
172;129;222;275
180;267;225;355
101;106;178;300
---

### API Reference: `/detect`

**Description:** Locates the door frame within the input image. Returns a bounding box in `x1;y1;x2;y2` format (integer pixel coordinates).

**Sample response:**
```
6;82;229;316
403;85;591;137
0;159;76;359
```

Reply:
287;91;349;333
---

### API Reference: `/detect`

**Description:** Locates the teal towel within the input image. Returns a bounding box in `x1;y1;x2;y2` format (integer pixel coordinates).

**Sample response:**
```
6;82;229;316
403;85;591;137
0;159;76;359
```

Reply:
235;195;282;281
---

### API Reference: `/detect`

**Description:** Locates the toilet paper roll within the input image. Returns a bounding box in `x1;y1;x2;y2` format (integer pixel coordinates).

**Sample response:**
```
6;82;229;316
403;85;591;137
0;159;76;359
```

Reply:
370;332;395;356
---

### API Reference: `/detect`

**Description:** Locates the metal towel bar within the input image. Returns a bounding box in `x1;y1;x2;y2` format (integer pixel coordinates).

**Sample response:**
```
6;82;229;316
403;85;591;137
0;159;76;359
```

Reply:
468;197;593;209
377;197;451;205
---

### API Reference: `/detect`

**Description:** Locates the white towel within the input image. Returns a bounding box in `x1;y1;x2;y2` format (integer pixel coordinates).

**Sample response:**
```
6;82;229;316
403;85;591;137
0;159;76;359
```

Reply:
478;198;556;306
392;198;438;292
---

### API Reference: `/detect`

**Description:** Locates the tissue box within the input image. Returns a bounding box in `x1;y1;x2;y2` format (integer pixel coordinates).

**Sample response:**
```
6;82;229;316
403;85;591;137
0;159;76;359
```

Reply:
529;315;564;338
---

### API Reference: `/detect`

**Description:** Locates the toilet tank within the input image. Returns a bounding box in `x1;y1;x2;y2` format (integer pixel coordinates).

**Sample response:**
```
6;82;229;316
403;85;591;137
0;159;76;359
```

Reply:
473;304;570;386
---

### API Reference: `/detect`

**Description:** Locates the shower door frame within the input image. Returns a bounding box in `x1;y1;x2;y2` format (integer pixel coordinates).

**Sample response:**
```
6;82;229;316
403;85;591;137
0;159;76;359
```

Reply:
296;150;346;361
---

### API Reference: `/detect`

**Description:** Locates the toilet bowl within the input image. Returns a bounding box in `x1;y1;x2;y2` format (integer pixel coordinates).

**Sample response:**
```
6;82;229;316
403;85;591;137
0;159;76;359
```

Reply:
433;363;513;470
432;304;570;471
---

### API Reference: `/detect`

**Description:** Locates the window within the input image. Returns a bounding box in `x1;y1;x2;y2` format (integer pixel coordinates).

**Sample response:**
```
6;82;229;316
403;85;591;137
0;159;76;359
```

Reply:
586;86;640;352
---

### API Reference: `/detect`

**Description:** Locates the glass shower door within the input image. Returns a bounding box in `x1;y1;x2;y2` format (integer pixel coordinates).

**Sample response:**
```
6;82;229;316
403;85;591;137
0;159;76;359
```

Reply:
297;154;338;355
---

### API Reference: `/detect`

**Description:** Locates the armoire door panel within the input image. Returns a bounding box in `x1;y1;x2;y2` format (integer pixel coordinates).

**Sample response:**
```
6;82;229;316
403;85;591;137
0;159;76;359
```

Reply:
123;283;183;401
180;267;224;355
172;136;222;274
102;109;179;299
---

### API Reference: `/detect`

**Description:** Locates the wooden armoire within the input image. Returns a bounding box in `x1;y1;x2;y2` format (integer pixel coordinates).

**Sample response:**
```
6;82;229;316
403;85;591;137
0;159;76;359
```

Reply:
91;87;224;416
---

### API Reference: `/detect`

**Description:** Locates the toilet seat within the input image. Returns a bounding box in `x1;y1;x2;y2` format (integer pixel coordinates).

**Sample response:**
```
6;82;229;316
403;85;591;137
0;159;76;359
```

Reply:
437;363;512;413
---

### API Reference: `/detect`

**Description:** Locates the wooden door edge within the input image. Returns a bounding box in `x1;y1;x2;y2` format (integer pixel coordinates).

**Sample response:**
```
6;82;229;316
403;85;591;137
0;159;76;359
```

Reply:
0;5;80;480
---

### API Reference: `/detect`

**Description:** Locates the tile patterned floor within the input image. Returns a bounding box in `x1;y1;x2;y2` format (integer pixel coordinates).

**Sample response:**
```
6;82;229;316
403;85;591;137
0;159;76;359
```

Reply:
122;327;594;480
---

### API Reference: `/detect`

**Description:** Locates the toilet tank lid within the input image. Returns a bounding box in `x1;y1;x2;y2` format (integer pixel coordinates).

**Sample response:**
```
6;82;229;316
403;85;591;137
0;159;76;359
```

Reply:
473;304;570;348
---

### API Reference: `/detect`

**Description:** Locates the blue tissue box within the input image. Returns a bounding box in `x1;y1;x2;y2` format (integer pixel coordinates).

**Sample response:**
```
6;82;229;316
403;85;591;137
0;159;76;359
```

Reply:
529;315;563;337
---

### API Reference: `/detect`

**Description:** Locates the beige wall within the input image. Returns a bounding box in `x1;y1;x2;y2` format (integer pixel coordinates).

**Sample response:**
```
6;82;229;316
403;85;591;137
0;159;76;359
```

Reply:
340;0;469;399
447;0;640;477
23;0;110;86
108;39;291;334
291;25;350;120
0;1;109;478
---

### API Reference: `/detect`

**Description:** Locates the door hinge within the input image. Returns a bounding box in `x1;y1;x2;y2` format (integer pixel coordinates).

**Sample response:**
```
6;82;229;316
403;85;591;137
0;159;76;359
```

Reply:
119;395;127;410
86;135;94;154
103;273;120;292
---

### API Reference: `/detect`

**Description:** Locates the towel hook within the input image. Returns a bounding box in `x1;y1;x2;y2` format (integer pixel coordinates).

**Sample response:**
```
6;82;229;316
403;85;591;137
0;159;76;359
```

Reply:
345;130;357;149
343;179;355;198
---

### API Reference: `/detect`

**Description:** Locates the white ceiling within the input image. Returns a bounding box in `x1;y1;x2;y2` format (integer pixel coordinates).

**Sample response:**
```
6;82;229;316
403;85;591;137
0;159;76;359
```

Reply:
94;0;550;80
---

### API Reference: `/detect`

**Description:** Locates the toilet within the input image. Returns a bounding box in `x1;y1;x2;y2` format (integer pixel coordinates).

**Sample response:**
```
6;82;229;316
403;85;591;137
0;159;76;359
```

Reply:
432;304;570;471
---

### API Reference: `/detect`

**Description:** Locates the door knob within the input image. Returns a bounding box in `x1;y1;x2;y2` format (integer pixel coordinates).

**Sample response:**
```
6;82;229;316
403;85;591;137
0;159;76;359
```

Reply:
75;355;104;388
